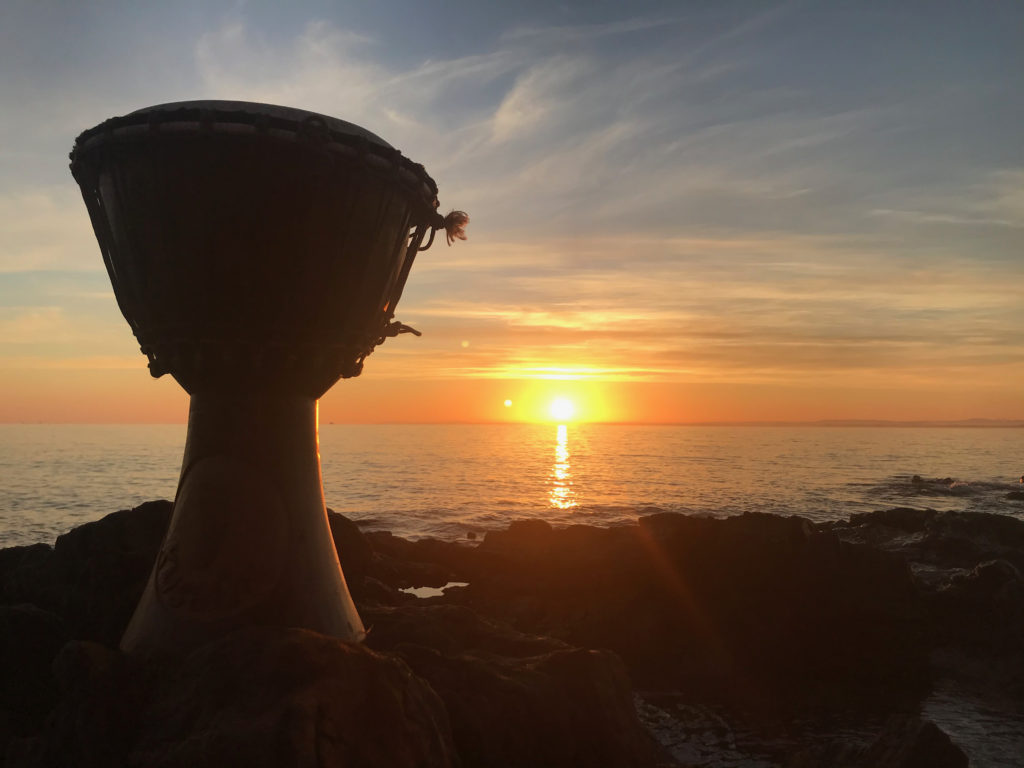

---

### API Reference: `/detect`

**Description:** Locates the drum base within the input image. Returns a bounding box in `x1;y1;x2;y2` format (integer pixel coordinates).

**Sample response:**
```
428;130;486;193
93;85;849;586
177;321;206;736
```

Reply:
121;393;365;657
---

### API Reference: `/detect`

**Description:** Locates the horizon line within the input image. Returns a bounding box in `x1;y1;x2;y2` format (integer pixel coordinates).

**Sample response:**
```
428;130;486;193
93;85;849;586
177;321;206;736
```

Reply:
3;418;1024;428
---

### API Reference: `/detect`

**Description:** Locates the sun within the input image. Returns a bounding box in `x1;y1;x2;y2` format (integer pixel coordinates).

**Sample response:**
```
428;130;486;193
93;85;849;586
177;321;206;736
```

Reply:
549;397;575;422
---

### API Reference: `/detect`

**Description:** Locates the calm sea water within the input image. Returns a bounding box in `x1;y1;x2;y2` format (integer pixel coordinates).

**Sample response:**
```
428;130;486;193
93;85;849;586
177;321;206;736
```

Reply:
1;423;1022;547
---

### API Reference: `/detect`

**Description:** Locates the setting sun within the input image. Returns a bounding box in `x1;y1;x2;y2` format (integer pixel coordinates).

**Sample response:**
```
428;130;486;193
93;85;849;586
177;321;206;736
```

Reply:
549;398;575;422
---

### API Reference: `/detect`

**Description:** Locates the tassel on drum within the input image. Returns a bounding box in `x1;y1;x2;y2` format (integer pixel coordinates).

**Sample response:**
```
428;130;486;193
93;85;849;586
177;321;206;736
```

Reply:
444;210;470;245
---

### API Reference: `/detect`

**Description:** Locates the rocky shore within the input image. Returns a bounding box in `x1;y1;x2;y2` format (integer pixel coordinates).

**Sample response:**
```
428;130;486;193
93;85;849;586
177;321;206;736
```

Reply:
3;501;1022;766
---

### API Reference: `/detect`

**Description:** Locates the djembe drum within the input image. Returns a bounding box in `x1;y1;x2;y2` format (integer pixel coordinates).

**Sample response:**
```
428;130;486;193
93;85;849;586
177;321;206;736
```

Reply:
69;101;466;657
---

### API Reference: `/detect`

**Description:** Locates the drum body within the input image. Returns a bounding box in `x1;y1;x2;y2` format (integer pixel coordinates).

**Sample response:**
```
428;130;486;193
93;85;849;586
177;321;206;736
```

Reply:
70;102;445;656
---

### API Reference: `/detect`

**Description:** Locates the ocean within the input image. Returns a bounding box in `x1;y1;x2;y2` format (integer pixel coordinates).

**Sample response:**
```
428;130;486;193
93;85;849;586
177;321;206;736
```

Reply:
1;423;1022;548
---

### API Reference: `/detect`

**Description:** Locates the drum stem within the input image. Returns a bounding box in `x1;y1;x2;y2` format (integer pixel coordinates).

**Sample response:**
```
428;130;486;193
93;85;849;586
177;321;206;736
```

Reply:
121;392;365;658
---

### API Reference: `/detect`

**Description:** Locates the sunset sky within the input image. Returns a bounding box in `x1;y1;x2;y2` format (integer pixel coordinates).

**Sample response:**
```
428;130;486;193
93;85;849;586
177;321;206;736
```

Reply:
1;0;1022;424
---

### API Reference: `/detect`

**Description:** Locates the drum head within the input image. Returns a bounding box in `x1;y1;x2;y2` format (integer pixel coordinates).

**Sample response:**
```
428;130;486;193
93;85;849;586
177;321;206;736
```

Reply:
128;101;393;148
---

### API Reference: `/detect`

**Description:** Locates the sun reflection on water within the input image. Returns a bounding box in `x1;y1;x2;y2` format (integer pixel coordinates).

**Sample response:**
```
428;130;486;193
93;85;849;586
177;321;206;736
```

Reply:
549;423;577;510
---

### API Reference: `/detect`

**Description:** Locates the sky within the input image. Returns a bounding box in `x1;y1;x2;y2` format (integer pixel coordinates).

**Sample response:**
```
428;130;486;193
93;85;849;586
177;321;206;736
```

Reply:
1;0;1022;424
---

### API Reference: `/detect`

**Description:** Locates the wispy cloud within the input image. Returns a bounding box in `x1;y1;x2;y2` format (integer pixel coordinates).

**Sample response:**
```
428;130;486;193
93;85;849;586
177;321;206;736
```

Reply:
869;169;1024;230
0;307;67;343
0;354;142;370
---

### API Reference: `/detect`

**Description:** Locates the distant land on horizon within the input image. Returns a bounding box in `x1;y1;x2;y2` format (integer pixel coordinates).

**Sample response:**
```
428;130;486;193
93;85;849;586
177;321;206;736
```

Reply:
666;418;1024;428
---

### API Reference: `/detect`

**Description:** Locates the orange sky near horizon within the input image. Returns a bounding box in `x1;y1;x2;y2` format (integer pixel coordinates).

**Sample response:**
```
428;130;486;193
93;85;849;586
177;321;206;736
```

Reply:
1;363;1021;425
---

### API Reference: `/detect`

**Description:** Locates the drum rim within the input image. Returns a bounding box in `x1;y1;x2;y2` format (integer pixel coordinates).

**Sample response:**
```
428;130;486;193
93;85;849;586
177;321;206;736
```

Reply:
131;100;393;146
69;100;439;199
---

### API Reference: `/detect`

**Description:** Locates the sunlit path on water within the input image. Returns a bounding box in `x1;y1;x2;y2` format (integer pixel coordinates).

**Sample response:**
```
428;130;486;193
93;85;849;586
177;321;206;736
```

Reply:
549;424;577;510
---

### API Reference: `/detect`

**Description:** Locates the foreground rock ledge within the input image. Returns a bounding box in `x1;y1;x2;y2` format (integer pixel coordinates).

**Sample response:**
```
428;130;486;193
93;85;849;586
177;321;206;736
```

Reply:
15;629;455;768
1;501;1009;766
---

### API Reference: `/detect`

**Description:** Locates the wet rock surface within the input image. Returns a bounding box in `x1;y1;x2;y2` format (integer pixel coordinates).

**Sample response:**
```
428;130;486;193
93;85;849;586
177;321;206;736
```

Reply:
786;714;969;767
828;507;1024;710
3;502;1022;765
828;507;1024;573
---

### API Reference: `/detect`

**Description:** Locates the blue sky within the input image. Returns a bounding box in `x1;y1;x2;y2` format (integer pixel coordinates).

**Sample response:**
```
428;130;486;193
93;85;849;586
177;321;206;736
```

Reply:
1;0;1021;421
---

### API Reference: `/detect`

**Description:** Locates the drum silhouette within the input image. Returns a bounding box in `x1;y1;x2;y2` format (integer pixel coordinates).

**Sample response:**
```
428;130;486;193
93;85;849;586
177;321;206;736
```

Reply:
70;101;465;656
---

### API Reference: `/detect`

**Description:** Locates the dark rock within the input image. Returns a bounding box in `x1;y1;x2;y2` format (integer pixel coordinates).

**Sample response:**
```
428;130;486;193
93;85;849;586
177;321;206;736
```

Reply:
930;645;1024;704
955;558;1023;595
2;502;172;646
862;716;968;768
330;510;489;600
326;508;372;585
131;628;456;768
0;605;69;749
362;530;474;590
404;645;657;768
52;500;171;644
788;715;968;767
8;640;147;768
357;575;413;606
932;559;1024;650
1007;490;1024;500
463;512;927;705
363;603;567;659
364;602;655;768
405;537;477;579
0;545;57;607
833;508;1024;573
846;507;936;533
52;500;171;569
364;606;653;766
363;604;661;767
18;630;456;768
482;518;555;552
